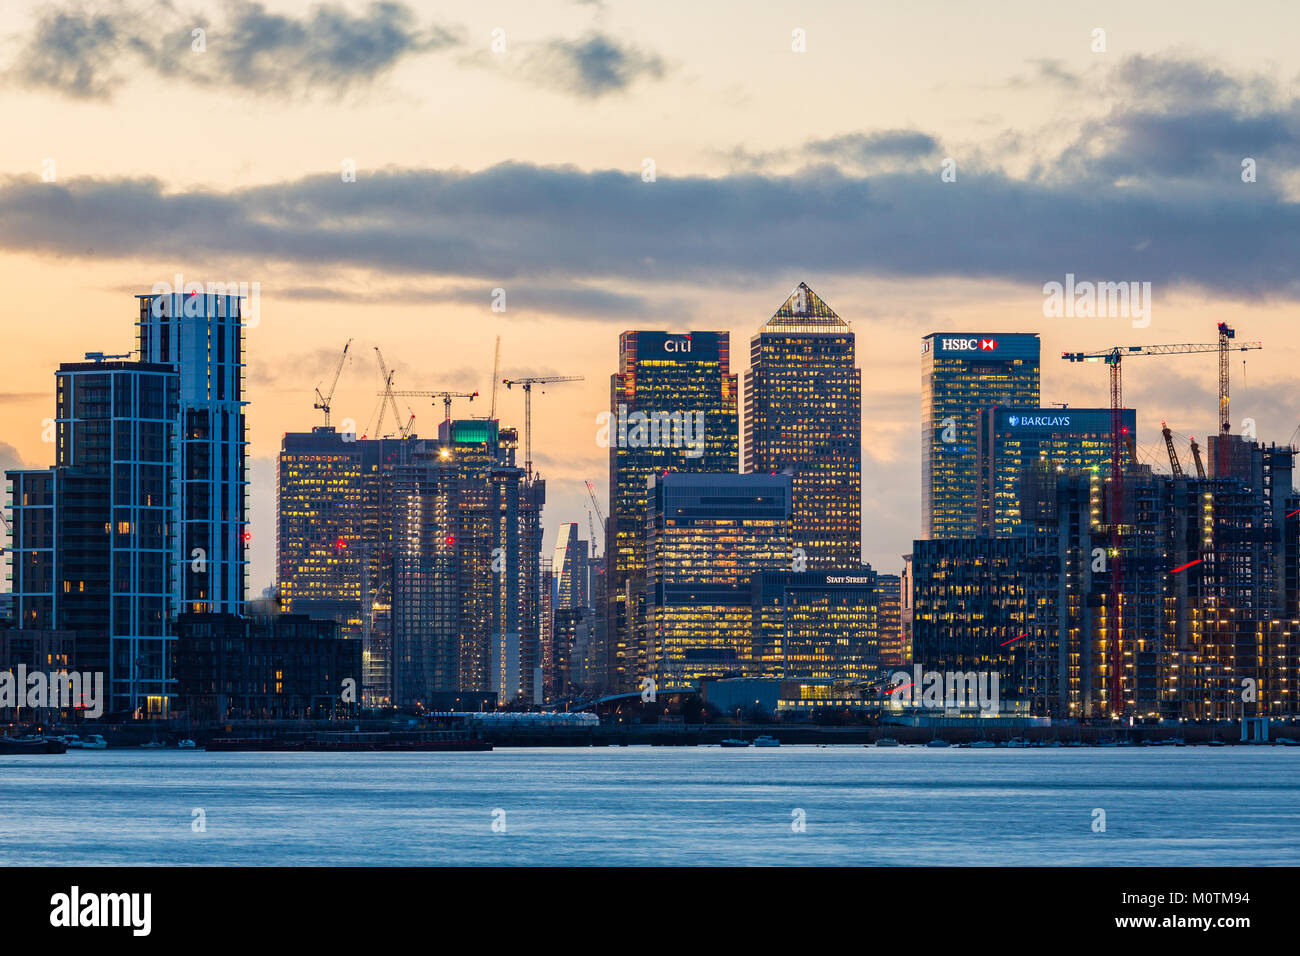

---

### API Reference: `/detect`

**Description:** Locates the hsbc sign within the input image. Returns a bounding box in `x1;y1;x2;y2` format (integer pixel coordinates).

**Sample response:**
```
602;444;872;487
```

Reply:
939;337;998;352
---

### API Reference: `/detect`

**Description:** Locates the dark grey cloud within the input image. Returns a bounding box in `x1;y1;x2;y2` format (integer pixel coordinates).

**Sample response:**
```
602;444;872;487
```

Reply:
277;282;668;319
2;56;1298;302
4;0;460;100
522;31;664;98
725;128;942;172
806;130;940;163
5;155;1298;301
1054;55;1300;184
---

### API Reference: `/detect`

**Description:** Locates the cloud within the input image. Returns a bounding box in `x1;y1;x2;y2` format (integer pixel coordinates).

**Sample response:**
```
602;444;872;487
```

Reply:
806;130;941;164
521;31;665;98
3;0;461;100
0;440;29;474
277;281;674;319
1;55;1298;302
4;150;1298;301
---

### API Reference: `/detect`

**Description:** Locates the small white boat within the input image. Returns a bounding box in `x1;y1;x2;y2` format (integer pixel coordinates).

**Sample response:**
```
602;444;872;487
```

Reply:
140;741;165;749
177;739;197;749
719;738;749;748
71;734;107;750
875;737;900;747
1004;737;1031;748
970;740;996;749
926;738;950;748
752;735;780;748
1274;737;1299;746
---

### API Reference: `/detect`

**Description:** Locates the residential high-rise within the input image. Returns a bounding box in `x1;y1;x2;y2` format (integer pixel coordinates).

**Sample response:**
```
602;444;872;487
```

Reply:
745;283;861;569
644;472;790;688
6;358;180;713
606;331;739;692
921;333;1040;538
136;292;248;616
388;419;544;709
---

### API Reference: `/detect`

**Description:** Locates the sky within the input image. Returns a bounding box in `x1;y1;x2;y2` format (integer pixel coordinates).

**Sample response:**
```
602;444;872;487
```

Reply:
1;0;1299;593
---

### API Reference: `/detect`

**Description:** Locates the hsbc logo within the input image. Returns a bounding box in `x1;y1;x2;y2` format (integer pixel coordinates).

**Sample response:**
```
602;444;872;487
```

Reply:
939;337;998;352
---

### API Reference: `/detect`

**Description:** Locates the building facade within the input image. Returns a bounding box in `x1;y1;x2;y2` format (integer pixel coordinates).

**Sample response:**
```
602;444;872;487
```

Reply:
744;283;861;569
976;406;1133;536
606;331;739;692
644;472;790;688
750;569;880;680
136;292;248;618
921;332;1040;539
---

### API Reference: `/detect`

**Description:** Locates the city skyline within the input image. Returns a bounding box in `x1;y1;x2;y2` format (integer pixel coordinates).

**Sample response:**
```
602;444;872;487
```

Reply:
4;1;1300;594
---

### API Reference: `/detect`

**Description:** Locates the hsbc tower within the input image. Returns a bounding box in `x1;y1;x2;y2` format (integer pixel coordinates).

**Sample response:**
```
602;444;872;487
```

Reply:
921;332;1040;538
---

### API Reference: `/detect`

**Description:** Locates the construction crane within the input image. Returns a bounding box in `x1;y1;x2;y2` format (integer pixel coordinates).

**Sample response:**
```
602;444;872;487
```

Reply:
387;390;479;423
372;347;408;438
313;339;352;427
1216;322;1244;477
584;480;606;557
1189;437;1207;478
1161;422;1184;478
488;336;501;420
1061;326;1262;717
502;375;584;479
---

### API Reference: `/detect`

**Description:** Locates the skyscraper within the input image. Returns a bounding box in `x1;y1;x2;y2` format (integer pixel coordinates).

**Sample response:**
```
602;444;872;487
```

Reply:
6;358;180;713
387;419;544;708
605;331;739;692
136;292;248;616
976;406;1133;536
278;428;411;707
921;333;1040;538
644;472;791;687
745;283;861;569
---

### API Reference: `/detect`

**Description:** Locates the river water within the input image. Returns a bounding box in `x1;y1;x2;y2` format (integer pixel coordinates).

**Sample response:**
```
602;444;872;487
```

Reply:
2;746;1296;865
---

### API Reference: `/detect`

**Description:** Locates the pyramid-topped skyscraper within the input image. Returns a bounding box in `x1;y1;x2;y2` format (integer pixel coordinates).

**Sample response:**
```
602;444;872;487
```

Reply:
744;283;862;569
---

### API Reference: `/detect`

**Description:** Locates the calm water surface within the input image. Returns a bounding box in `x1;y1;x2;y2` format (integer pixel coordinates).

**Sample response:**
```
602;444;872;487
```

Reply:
1;747;1296;865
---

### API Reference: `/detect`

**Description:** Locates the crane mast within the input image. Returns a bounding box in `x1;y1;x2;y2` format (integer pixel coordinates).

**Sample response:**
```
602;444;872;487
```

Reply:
1161;422;1184;478
1061;327;1262;718
313;339;352;427
501;375;584;479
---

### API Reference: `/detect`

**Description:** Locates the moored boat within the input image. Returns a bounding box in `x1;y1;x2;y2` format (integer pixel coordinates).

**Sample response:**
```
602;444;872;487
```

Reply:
0;735;66;754
875;737;900;747
752;735;780;748
719;738;750;748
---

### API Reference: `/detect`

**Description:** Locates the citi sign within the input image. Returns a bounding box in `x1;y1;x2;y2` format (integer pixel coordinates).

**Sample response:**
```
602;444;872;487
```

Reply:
940;337;998;352
664;337;692;353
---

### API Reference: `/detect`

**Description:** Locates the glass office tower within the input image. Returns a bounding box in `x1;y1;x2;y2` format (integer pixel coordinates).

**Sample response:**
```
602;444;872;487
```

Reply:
606;331;739;692
745;283;861;569
921;333;1040;538
976;406;1134;536
644;473;791;688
